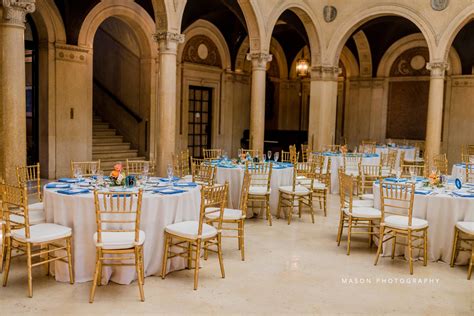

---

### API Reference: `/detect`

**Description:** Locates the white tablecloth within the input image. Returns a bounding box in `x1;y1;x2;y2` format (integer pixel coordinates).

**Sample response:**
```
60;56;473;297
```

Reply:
376;146;417;167
327;154;380;194
373;184;474;264
215;165;293;215
451;163;473;180
44;187;201;284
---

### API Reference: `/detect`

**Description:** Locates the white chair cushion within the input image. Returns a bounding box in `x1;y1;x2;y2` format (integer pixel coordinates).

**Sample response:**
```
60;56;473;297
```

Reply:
206;208;244;220
456;222;474;235
9;202;47;225
345;169;359;176
12;223;72;243
94;230;145;250
384;215;428;230
279;185;310;196
165;221;217;239
312;182;326;190
249;186;271;195
352;199;374;208
344;207;381;219
360;193;374;200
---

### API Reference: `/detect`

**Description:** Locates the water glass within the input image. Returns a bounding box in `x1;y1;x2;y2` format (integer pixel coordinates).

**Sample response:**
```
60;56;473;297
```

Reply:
74;166;83;179
409;166;416;182
267;150;272;160
143;162;150;175
274;152;279;162
91;164;97;176
395;169;401;179
263;154;267;162
167;163;174;185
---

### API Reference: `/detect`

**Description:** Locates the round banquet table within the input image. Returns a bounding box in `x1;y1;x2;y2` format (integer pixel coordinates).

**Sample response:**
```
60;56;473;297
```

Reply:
375;145;417;167
324;153;380;194
44;185;201;284
215;164;293;216
451;163;473;180
373;183;474;264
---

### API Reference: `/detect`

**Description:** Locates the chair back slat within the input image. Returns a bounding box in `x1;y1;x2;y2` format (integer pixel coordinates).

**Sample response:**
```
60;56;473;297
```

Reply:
245;162;272;190
466;163;474;183
173;149;190;177
126;159;155;177
239;172;251;217
203;148;223;160
70;160;101;178
379;181;415;225
199;183;228;236
343;153;362;174
294;162;316;190
240;149;261;158
431;153;448;175
16;163;41;202
400;163;426;178
359;164;382;195
2;184;30;238
339;170;354;214
191;157;216;185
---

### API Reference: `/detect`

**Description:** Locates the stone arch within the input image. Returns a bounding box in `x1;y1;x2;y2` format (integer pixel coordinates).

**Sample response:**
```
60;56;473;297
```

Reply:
327;4;437;66
235;37;250;73
179;19;231;70
377;33;462;77
339;46;360;78
30;0;66;43
78;0;156;57
352;31;372;77
269;38;288;79
265;2;323;66
438;4;474;63
237;0;265;53
151;0;170;32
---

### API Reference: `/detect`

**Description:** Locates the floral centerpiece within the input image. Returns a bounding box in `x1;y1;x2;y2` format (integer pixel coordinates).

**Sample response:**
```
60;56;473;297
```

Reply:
110;163;126;186
340;145;348;154
428;171;441;187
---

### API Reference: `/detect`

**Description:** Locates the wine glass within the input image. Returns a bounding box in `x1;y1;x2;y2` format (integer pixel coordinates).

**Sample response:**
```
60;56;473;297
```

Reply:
274;152;279;162
91;163;97;177
409;166;416;182
263;154;267;162
74;166;83;180
167;163;174;185
395;168;401;179
267;150;272;161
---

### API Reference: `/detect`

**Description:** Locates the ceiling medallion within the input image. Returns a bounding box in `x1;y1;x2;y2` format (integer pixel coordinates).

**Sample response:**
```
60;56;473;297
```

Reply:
431;0;449;11
323;6;337;23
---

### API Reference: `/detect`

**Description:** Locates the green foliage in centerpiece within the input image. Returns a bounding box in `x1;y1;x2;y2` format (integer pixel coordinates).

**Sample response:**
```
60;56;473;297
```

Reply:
110;163;126;186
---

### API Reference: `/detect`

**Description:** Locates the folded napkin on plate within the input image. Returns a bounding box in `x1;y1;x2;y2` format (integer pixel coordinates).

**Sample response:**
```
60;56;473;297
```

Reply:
217;164;236;168
173;182;198;187
452;191;474;198
384;178;408;183
415;189;432;195
158;176;180;182
57;188;89;195
153;187;186;195
46;182;71;189
58;178;85;183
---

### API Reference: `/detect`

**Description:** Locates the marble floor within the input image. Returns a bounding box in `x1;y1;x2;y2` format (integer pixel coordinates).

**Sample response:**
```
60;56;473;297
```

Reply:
0;194;473;315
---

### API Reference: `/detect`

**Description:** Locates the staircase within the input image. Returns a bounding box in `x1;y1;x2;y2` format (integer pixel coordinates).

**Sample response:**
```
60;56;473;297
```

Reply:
93;114;145;172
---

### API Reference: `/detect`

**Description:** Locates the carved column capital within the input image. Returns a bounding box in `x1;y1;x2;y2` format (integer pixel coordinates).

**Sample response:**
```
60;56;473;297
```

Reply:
311;65;340;81
246;52;272;71
1;0;35;27
426;62;449;78
153;32;185;54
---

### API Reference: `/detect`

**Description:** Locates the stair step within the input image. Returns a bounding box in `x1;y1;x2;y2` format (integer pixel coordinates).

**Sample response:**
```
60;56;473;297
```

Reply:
93;135;124;143
93;150;139;159
93;143;131;151
93;130;116;136
93;123;109;129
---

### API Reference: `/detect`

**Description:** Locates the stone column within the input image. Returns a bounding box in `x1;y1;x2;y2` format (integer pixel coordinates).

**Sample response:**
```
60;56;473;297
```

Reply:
0;1;35;182
153;32;184;176
308;65;339;150
246;52;272;153
425;62;448;160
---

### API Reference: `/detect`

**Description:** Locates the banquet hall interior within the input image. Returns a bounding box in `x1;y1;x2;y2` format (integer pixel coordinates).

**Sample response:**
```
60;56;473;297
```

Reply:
1;0;474;314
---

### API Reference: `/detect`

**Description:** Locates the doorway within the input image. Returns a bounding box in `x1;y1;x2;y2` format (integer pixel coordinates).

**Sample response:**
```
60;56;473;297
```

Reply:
25;17;38;165
188;86;213;158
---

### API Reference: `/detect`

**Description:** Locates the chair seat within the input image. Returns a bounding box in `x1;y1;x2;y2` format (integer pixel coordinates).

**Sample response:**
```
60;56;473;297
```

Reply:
344;207;381;219
312;182;326;190
352;199;374;207
360;193;374;200
94;231;145;250
249;186;271;196
279;185;310;196
165;221;217;239
456;221;474;235
345;169;359;176
12;223;72;243
206;208;244;220
384;215;428;230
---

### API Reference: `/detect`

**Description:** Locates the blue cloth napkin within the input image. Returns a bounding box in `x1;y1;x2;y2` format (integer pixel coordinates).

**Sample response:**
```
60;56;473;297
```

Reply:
399;145;414;149
217;164;236;168
415;189;431;195
384;178;408;183
173;182;197;188
58;178;85;183
153;187;186;195
363;153;379;158
57;188;89;195
158;176;180;182
46;183;71;189
452;191;474;198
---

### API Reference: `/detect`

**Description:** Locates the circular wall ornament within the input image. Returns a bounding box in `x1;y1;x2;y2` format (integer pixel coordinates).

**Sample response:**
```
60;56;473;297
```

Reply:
410;55;426;70
431;0;449;11
197;43;209;60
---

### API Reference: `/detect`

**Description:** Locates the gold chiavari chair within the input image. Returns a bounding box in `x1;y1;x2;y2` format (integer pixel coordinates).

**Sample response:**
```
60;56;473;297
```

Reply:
336;171;381;255
16;163;45;225
205;172;250;261
461;153;474;164
374;181;428;274
161;183;228;290
0;179;5;272
400;163;426;178
466;163;474;183
380;149;397;176
277;162;316;224
431;153;448;175
312;155;331;217
70;160;101;177
90;190;145;303
359;164;383;204
240;149;261;158
173;149;191;179
322;144;341;153
246;162;273;226
450;221;474;279
203;148;223;160
361;140;376;154
343;153;362;176
126;159;155;177
2;184;74;297
191;157;216;185
301;144;310;162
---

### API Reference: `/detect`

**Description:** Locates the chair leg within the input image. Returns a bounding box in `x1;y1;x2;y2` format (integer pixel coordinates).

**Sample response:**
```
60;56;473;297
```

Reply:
89;248;101;303
323;192;327;217
26;243;33;298
391;232;397;260
135;247;145;302
374;226;385;266
194;241;202;290
97;250;102;287
287;198;292;225
0;226;5;272
468;247;474;280
187;241;192;269
204;241;209;260
66;237;75;284
2;237;12;286
450;227;459;267
336;212;344;246
408;230;413;275
277;194;282;219
423;229;428;266
217;235;225;278
240;220;245;261
298;198;302;218
161;235;170;279
45;244;50;276
266;196;272;226
368;221;373;248
141;247;145;284
347;217;352;256
309;196;314;224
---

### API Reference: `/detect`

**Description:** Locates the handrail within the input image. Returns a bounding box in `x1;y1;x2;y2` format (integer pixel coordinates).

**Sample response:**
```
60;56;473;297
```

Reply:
93;77;143;123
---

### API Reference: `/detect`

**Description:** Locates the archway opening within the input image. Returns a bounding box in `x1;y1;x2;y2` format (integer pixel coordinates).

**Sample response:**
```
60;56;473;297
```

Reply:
92;17;151;171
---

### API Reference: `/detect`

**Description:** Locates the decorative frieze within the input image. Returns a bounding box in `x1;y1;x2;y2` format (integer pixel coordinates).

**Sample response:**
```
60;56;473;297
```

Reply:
183;35;221;68
426;62;449;78
246;52;272;71
55;44;89;64
311;65;340;81
153;32;185;54
1;0;35;27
